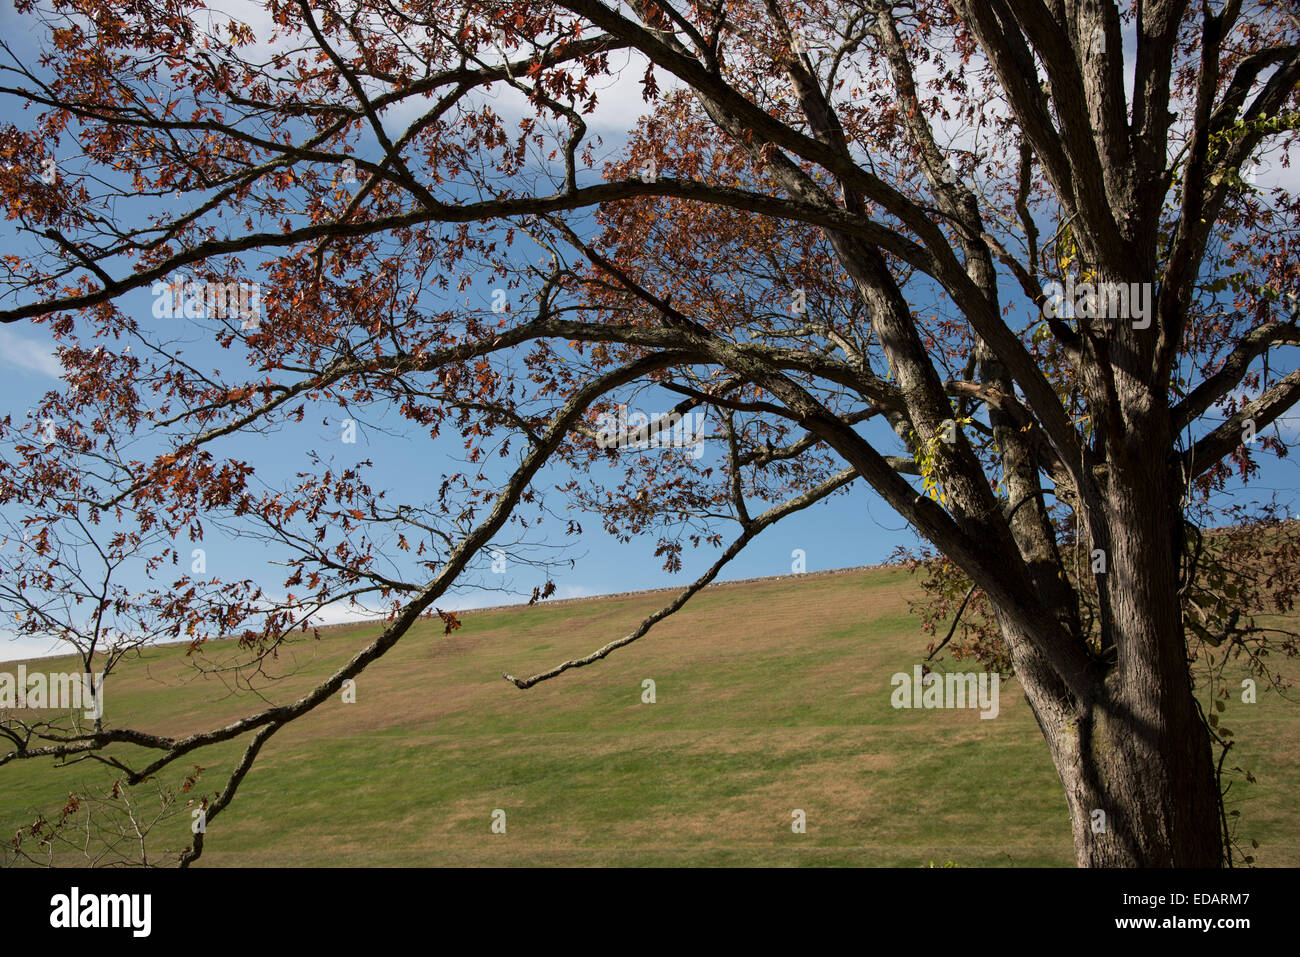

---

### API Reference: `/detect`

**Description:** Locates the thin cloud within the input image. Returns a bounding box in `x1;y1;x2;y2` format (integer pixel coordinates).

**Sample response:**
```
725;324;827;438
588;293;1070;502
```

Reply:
0;630;76;664
0;327;62;379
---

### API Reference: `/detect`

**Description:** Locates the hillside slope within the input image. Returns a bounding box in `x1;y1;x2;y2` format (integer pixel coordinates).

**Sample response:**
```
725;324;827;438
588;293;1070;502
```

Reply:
2;565;1295;866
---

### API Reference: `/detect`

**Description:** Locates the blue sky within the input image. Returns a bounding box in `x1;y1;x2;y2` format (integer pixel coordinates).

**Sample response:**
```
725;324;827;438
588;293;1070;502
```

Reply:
3;261;1296;664
1;2;1298;662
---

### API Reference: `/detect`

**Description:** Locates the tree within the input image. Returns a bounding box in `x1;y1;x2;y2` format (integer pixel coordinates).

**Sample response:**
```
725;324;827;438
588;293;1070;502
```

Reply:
0;0;1297;867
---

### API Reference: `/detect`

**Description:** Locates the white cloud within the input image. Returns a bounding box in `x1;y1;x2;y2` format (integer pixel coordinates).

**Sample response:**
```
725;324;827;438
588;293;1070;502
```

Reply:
0;631;77;664
0;327;62;379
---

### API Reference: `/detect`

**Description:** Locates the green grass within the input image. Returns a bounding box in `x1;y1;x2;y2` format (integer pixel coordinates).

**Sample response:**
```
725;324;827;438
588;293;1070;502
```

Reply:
1;566;1295;867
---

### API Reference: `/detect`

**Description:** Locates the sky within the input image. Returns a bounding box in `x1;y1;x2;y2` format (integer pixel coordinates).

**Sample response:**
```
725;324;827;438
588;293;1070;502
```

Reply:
1;2;1297;662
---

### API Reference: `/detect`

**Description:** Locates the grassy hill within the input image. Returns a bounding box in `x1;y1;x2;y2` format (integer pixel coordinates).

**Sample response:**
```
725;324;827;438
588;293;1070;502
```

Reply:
2;565;1296;866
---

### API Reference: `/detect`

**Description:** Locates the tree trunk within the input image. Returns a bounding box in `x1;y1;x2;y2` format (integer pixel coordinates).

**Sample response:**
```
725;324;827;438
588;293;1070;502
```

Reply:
998;447;1226;866
1055;687;1223;867
1004;616;1223;866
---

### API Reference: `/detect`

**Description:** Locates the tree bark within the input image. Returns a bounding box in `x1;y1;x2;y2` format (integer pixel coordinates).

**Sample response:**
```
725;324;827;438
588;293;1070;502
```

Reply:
998;453;1225;866
1030;666;1224;867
